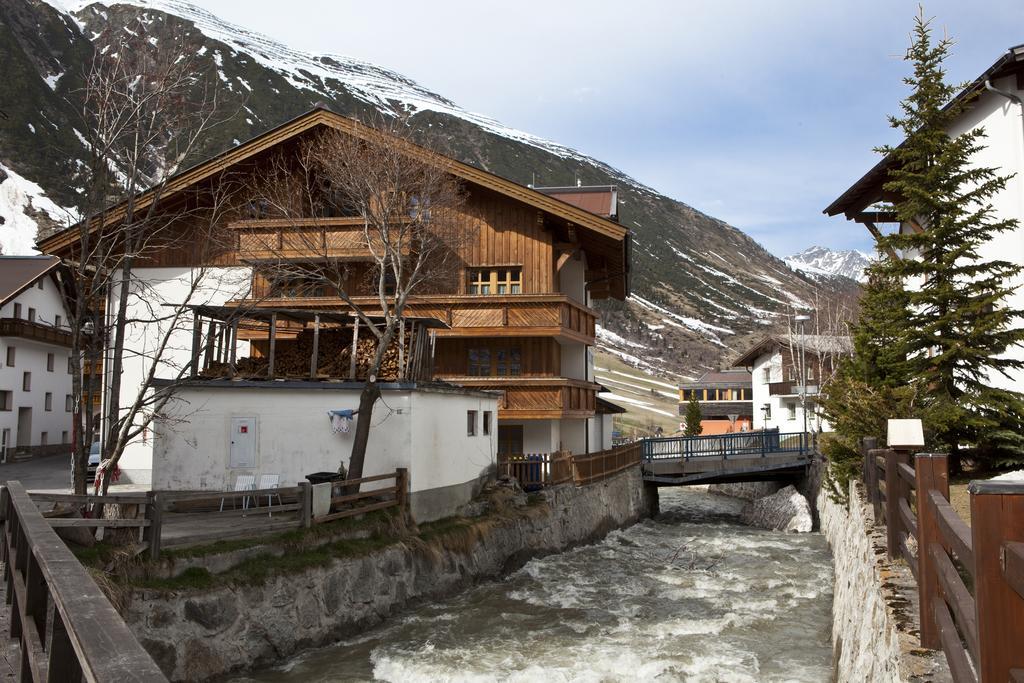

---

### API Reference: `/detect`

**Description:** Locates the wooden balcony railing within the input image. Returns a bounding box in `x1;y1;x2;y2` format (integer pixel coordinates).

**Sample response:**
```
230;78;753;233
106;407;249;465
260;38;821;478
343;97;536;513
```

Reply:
0;318;72;347
228;217;393;261
241;294;597;343
442;376;600;419
768;380;819;397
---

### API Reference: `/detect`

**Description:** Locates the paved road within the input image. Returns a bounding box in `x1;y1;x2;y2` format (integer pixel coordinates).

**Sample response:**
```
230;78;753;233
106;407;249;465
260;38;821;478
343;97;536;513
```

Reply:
0;454;70;491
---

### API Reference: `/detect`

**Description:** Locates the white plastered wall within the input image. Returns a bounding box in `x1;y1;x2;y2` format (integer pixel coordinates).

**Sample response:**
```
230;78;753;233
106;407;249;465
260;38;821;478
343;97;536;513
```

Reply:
109;266;252;484
152;385;497;500
0;274;72;455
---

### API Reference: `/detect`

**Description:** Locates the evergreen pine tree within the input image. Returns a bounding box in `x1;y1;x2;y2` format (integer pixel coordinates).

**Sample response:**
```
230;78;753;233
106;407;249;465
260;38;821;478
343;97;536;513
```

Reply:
684;391;703;436
878;13;1024;467
848;260;913;388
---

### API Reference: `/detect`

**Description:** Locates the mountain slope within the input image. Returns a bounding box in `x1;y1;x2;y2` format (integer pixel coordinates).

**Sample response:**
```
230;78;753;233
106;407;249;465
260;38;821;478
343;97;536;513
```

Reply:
786;246;872;283
0;0;857;383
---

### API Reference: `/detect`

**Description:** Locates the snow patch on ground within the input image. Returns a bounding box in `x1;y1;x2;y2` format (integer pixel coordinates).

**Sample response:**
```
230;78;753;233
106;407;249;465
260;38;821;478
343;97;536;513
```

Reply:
596;325;646;349
597;391;675;418
991;470;1024;482
0;164;72;255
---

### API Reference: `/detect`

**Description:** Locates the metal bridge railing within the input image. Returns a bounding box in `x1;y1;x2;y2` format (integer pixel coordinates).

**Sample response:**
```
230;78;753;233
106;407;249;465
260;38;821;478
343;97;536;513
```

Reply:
642;430;809;460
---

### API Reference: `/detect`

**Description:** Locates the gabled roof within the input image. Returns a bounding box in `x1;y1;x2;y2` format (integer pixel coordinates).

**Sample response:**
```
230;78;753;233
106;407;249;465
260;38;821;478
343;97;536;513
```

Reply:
824;44;1024;220
0;256;60;307
681;369;752;389
730;334;852;368
37;107;630;296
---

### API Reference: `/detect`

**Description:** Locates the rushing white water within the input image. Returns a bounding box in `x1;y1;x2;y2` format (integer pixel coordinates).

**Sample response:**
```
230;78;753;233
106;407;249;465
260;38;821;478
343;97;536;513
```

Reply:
236;487;834;682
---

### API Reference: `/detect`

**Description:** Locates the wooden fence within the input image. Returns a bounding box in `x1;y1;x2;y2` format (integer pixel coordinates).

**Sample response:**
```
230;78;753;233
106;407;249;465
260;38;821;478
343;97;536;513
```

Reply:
861;444;1024;682
21;469;410;560
313;469;407;524
0;482;167;682
498;443;642;489
497;452;573;489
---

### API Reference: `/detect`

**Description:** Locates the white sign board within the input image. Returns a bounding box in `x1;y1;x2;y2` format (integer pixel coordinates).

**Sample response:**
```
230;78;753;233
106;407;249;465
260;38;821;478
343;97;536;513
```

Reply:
887;419;925;449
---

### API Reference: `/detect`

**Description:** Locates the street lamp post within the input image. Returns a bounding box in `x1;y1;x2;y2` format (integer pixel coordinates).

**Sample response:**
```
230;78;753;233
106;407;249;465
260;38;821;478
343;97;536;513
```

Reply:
794;314;810;444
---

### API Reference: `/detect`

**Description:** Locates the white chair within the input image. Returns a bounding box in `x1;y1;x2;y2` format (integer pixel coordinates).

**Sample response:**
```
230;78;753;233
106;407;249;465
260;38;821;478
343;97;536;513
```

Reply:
257;474;282;516
220;474;256;512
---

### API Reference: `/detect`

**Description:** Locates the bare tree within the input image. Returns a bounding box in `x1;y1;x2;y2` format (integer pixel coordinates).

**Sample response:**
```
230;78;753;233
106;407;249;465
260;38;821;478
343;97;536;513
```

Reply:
62;30;243;493
244;121;470;482
781;289;857;433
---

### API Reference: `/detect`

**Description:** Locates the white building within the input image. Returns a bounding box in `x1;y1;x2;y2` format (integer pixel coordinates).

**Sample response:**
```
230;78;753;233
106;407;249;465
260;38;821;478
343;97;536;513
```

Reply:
0;256;73;461
153;381;499;523
731;334;851;433
825;44;1024;393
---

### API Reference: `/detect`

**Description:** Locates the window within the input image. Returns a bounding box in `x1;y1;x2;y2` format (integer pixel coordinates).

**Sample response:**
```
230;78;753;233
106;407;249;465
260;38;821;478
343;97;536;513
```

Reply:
0;391;11;411
47;353;54;372
67;357;74;374
40;432;48;446
483;411;493;436
62;431;69;444
807;368;815;382
467;410;477;436
495;348;522;376
468;349;491;376
787;403;796;421
762;367;771;384
37;279;43;290
28;308;36;323
22;372;30;392
65;395;73;412
45;393;52;411
468;268;522;295
13;303;21;318
5;346;14;368
55;315;61;328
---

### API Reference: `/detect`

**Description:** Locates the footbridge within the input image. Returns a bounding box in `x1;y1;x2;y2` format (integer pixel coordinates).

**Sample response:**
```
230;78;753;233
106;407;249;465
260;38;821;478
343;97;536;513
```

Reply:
641;431;812;486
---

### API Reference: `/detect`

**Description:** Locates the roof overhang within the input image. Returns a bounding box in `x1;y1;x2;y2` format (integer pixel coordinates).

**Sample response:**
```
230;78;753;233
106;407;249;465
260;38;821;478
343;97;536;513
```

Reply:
38;108;631;299
824;43;1024;221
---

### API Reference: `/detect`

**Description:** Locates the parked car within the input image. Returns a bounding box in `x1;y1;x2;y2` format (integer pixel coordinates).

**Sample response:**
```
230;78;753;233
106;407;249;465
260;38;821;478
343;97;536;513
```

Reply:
70;442;101;488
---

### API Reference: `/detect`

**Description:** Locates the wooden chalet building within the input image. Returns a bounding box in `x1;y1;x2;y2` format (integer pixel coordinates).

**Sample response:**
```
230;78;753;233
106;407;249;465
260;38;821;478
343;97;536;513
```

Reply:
678;369;753;435
37;107;631;482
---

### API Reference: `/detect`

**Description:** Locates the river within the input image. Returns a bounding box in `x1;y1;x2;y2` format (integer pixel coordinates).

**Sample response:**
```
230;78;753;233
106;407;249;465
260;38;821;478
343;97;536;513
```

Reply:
237;487;834;682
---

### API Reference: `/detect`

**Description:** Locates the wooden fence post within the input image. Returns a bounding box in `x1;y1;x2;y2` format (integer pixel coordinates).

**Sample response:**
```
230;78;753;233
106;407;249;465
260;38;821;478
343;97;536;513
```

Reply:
914;453;948;650
396;468;409;514
968;479;1024;682
298;481;312;529
884;449;908;558
866;447;886;526
143;491;163;561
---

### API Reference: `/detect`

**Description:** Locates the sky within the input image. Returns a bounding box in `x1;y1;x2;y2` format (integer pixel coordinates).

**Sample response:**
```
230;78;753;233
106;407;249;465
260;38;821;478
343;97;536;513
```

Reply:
187;0;1022;258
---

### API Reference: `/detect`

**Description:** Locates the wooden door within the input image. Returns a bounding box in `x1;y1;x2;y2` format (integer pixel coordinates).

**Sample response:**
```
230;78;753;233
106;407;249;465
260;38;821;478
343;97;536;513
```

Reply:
498;425;524;455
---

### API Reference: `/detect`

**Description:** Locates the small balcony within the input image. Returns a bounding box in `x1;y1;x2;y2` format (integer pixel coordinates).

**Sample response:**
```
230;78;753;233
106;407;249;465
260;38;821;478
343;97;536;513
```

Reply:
0;318;72;348
768;380;819;397
228;217;395;262
239;294;597;344
439;376;600;419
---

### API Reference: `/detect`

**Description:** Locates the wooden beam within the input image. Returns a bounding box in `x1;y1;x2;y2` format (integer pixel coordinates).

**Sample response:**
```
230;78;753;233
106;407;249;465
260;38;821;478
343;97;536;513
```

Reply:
349;316;359;379
267;312;277;379
310;314;320;379
864;222;898;261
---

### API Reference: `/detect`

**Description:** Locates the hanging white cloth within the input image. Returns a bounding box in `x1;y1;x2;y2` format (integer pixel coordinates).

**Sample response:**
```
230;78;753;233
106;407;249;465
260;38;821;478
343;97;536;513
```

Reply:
328;409;355;434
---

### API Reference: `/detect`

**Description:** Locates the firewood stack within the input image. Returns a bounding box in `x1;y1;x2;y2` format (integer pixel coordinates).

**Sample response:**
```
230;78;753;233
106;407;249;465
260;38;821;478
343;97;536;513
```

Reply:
199;326;416;381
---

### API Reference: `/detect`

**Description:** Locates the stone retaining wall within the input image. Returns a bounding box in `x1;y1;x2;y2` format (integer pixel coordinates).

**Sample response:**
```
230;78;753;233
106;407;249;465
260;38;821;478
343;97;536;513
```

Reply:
818;478;950;682
126;468;657;681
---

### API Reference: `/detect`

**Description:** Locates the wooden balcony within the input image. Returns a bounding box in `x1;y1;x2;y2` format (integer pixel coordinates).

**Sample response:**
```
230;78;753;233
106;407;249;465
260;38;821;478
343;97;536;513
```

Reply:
0;318;72;347
768;380;819;397
242;294;597;344
439;376;599;419
228;217;393;261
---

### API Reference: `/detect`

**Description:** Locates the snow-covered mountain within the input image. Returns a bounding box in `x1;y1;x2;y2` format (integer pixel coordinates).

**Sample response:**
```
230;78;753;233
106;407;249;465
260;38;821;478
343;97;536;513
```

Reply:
786;246;872;283
0;0;858;380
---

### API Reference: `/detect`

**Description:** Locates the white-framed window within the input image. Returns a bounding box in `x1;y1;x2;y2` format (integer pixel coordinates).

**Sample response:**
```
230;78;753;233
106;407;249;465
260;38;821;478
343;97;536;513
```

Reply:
65;395;73;412
47;353;54;372
45;393;52;411
483;411;493;436
787;403;797;421
762;367;771;384
467;410;477;436
5;346;14;368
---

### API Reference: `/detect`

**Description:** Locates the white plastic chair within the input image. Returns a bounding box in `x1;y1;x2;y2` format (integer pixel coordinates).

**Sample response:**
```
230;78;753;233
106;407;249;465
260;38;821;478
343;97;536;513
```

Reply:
220;474;256;512
257;474;281;516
